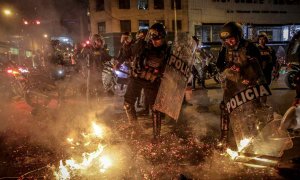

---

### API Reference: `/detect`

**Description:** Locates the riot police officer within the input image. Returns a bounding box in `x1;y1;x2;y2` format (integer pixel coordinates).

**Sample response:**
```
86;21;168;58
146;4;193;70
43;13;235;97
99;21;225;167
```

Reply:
81;34;111;95
216;22;265;146
257;32;277;104
257;32;277;85
123;23;171;141
115;32;134;67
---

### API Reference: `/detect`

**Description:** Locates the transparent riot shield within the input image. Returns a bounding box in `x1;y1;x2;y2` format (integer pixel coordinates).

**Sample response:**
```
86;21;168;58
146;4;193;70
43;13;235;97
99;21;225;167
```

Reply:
222;68;293;158
154;38;195;120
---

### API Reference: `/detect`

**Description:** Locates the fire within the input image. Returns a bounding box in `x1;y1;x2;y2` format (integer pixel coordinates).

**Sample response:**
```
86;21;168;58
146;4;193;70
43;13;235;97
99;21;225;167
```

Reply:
226;138;251;160
92;122;104;138
226;148;239;160
237;138;251;151
99;155;112;173
54;122;113;179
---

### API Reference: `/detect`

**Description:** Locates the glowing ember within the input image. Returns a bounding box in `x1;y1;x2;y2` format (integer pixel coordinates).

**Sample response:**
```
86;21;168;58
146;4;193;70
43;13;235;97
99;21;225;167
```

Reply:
66;138;73;143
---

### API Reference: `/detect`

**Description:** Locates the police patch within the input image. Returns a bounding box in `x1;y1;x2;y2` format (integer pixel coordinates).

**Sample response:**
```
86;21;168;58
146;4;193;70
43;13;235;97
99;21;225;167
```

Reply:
225;84;272;114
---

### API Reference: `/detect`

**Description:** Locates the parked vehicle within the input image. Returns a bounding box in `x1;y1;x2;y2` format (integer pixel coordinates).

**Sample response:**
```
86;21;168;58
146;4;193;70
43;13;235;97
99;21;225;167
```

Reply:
102;60;129;96
192;60;221;84
284;63;300;89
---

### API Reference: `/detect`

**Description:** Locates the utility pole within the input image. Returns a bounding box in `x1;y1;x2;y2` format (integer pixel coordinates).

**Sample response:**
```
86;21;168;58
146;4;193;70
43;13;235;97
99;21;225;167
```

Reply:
174;0;178;43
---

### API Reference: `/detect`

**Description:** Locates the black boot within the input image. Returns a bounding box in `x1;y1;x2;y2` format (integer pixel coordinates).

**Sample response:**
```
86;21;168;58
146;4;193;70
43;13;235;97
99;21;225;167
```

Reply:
192;77;196;90
201;80;206;89
217;101;230;150
152;110;162;142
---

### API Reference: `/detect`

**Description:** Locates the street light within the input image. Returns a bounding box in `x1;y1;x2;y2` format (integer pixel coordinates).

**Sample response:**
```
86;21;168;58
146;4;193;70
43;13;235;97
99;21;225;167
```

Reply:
43;34;48;38
2;8;12;16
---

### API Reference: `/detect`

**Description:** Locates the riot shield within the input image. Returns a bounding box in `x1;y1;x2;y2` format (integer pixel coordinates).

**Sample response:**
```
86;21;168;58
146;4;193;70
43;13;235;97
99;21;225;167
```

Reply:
154;42;194;120
225;82;293;158
286;31;300;64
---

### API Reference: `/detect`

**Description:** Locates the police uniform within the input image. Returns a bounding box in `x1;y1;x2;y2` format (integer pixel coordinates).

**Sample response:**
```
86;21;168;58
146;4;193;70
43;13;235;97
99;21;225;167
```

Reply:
81;44;111;93
124;41;171;139
257;45;277;85
217;39;264;102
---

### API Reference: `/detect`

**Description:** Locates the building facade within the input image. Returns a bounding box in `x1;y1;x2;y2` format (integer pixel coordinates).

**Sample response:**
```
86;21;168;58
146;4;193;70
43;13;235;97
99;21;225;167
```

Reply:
88;0;189;55
89;0;300;54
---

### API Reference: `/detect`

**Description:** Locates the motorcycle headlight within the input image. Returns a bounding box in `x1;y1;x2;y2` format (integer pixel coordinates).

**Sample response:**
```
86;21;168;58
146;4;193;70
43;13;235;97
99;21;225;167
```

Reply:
56;69;65;77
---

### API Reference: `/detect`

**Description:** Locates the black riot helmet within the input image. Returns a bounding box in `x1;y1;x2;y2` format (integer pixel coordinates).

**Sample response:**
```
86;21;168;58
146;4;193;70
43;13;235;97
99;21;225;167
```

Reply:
89;34;104;48
219;22;243;41
258;32;269;43
136;29;148;40
148;23;167;40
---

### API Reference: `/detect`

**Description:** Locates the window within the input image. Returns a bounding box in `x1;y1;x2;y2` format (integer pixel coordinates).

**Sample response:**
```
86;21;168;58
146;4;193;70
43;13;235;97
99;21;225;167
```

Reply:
98;22;106;34
120;20;131;32
119;0;130;9
172;20;182;31
96;0;104;11
171;0;181;9
138;0;148;10
139;20;149;30
195;24;222;42
154;0;164;9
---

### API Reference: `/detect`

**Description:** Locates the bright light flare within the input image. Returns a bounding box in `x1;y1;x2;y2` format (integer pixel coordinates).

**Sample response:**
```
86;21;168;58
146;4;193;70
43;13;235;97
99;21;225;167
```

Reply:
226;148;239;160
99;155;112;173
225;138;252;160
7;69;19;75
3;9;12;16
238;138;251;151
92;122;104;138
54;160;70;180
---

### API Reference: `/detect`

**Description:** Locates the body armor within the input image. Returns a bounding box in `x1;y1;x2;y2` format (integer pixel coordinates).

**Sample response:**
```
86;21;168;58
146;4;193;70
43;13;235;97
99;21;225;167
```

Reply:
257;45;273;69
132;43;170;82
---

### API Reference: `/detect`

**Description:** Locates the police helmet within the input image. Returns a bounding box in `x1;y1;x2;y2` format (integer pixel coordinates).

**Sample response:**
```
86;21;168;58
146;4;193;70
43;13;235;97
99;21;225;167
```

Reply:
148;23;167;40
219;22;243;40
120;32;132;43
258;32;269;43
136;29;148;40
90;34;104;43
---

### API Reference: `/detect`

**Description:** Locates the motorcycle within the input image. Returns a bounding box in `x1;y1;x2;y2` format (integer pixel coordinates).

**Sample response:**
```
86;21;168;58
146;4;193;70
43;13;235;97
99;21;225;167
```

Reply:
1;61;29;100
272;56;287;81
192;60;221;84
284;63;300;89
4;60;81;112
102;60;129;96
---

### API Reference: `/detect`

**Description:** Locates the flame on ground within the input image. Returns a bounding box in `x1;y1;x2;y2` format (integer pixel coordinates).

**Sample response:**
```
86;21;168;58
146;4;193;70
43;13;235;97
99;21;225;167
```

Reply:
53;122;113;179
226;138;251;160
